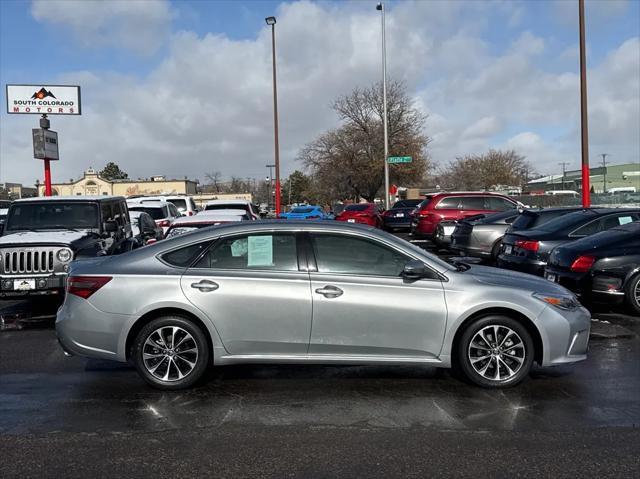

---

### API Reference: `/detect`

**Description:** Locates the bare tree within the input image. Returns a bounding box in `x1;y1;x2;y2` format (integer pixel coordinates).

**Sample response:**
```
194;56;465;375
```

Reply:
205;171;222;193
439;150;534;190
299;81;431;202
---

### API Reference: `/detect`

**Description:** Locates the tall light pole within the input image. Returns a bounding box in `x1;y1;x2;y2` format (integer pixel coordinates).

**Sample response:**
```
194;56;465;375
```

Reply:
376;2;390;209
579;0;591;207
265;16;281;216
558;162;570;190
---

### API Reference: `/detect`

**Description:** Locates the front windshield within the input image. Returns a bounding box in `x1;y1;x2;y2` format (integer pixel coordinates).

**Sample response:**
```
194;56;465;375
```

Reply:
6;202;99;231
345;204;369;212
392;199;421;209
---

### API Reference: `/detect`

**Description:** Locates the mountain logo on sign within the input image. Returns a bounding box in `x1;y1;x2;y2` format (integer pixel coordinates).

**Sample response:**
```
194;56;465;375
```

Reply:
31;88;57;100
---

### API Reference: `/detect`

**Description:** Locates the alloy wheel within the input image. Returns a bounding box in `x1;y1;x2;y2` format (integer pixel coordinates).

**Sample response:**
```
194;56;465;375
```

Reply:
468;325;526;382
142;326;199;382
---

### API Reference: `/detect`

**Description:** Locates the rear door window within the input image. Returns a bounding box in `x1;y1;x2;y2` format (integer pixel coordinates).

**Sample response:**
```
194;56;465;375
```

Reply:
162;241;212;268
435;197;461;210
486;196;516;211
459;197;486;210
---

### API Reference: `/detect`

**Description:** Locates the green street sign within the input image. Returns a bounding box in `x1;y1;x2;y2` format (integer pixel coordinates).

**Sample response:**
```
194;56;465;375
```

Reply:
387;156;412;164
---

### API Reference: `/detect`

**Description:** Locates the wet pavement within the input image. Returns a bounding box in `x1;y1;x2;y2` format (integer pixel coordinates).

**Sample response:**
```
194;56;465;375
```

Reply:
1;312;639;477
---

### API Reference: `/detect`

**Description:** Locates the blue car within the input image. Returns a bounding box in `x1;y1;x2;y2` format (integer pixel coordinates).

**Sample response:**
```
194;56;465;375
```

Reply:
280;205;334;220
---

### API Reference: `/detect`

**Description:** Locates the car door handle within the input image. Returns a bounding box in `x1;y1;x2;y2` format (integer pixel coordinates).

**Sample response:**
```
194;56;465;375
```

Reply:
191;280;219;292
315;286;343;298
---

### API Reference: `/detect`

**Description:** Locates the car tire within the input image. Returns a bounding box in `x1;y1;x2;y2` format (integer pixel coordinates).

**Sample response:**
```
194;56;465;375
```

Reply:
132;316;210;390
457;315;534;388
625;273;640;316
490;240;502;264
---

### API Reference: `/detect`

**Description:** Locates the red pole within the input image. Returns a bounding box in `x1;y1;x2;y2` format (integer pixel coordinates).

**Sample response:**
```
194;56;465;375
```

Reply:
579;0;590;207
44;159;52;196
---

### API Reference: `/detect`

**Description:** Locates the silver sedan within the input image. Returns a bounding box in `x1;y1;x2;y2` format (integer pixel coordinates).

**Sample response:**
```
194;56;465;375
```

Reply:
56;221;590;390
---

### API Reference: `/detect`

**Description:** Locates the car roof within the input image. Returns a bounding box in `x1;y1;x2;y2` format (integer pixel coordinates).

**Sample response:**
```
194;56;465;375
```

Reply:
14;195;124;202
198;209;247;215
128;203;168;209
205;199;251;205
171;215;244;226
431;192;511;198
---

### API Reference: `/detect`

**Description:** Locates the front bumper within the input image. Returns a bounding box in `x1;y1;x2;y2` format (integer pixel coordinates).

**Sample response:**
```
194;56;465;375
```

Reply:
537;303;591;366
0;274;65;298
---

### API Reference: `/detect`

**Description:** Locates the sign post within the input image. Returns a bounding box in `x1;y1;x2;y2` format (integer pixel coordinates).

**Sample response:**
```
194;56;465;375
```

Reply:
6;84;81;196
387;156;412;164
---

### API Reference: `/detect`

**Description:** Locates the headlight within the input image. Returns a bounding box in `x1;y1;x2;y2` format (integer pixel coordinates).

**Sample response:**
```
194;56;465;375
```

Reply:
56;248;73;263
533;292;580;310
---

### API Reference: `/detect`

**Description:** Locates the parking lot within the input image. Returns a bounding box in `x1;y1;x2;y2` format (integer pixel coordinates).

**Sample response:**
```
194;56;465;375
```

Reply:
1;235;639;478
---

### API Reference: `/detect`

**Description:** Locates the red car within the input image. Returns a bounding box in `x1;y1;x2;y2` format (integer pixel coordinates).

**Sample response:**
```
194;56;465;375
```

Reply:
335;203;383;228
411;192;519;238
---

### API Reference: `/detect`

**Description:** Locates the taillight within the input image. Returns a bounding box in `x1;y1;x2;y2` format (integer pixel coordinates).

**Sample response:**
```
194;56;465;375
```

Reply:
382;210;392;217
570;255;596;273
157;220;170;227
67;276;112;299
515;240;540;252
188;211;194;216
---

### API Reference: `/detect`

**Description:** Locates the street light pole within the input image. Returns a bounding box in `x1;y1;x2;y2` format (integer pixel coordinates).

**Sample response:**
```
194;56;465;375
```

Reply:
578;0;591;207
266;164;275;208
265;16;281;216
600;153;609;193
376;2;390;210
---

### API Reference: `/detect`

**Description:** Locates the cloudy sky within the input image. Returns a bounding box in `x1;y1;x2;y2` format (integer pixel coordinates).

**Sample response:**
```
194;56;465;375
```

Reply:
0;0;638;186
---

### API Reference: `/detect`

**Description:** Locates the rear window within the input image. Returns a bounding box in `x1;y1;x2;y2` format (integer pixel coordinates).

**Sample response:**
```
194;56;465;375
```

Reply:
291;207;315;213
536;211;597;233
129;206;167;220
345;204;369;212
167;199;187;211
206;204;249;213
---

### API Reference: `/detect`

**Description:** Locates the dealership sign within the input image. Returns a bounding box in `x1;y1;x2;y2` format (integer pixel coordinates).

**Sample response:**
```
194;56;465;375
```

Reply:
6;84;81;115
32;129;59;160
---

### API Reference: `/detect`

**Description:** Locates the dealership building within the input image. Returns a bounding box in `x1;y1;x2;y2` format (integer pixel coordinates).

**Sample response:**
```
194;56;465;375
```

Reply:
38;168;198;197
524;162;640;194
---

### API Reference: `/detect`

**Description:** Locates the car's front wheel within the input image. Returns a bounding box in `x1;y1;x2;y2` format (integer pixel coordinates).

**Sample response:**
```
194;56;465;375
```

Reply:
457;315;534;388
133;316;210;390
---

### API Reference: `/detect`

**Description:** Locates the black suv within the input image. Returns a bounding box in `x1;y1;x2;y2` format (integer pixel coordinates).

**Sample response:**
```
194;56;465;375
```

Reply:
0;196;133;303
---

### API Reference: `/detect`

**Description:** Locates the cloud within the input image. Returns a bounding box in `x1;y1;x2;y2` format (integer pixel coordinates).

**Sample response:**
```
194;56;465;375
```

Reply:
1;1;638;188
30;0;174;56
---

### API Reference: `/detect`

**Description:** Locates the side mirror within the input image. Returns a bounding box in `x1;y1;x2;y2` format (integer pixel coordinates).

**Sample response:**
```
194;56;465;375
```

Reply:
103;221;118;233
402;260;429;279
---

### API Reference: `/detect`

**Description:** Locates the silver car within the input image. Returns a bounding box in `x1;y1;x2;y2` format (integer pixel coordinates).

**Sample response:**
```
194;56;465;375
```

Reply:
56;222;590;390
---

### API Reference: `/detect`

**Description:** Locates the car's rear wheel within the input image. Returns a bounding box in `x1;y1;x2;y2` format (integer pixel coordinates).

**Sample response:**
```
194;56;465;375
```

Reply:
625;273;640;316
133;316;210;390
457;315;534;388
490;240;502;264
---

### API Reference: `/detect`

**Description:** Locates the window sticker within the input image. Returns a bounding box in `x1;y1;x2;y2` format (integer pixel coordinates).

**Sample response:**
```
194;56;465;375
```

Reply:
248;235;273;267
230;238;248;257
619;216;633;225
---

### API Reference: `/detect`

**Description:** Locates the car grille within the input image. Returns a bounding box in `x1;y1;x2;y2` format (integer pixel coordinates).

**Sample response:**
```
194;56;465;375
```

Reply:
1;248;57;274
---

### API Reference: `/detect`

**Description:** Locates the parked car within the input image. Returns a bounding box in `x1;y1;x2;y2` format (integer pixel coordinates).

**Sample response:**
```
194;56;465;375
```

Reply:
545;222;640;315
335;203;383;227
381;199;423;231
450;207;584;262
0;196;133;306
280;205;334;220
433;220;461;249
165;210;250;238
57;221;590;390
498;208;640;276
411;192;519;239
450;210;520;260
0;208;8;235
134;195;199;217
129;211;164;246
127;201;180;235
204;200;260;220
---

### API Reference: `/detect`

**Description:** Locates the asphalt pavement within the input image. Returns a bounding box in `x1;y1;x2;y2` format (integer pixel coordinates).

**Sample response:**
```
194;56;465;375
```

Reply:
1;236;639;478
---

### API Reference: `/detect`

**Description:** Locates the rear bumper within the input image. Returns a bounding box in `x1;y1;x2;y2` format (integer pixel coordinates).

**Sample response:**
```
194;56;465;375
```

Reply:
497;254;546;276
450;240;492;258
382;217;412;229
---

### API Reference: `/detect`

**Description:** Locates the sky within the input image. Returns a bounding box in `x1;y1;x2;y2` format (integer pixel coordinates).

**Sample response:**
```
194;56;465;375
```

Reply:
0;0;638;187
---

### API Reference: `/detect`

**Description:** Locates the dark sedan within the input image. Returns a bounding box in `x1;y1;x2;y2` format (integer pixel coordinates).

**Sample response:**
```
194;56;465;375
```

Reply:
381;199;422;231
545;222;640;315
452;207;584;261
498;208;640;276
